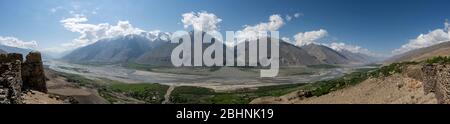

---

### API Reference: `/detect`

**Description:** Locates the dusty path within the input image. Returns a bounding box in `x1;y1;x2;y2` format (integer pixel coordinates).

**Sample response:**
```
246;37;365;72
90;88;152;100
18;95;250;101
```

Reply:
162;85;176;104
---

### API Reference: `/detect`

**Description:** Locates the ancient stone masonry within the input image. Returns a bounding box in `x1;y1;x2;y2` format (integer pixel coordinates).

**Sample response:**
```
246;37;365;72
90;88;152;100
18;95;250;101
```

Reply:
0;53;23;104
422;64;450;104
22;52;47;93
0;51;47;104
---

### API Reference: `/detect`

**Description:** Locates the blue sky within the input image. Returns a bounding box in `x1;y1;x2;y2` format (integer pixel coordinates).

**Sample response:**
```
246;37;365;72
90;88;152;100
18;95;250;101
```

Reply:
1;0;450;56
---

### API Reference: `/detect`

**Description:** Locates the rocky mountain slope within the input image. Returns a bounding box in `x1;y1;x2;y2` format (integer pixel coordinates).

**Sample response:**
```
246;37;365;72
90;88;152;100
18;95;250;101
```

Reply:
301;44;351;64
62;34;167;64
339;49;378;64
63;34;377;66
385;41;450;64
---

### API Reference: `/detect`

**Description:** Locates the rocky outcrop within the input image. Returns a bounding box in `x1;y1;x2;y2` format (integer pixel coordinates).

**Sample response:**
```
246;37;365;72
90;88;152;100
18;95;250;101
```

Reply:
0;51;47;104
22;52;47;93
422;64;450;104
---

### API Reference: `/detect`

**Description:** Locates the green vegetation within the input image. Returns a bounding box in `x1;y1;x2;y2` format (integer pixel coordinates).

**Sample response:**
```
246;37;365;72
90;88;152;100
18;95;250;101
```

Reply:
370;62;417;77
302;62;417;97
425;56;450;64
58;72;97;87
171;83;306;104
103;83;169;104
278;67;315;76
125;62;160;71
57;66;88;73
305;69;372;96
57;71;168;104
307;64;340;69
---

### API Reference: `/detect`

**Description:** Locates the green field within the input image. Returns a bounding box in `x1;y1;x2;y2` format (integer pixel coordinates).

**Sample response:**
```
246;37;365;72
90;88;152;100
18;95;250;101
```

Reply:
101;83;169;104
170;83;306;104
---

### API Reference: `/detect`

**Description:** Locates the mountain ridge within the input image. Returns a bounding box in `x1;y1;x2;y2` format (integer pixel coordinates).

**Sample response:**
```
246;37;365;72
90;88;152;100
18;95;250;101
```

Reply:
385;41;450;64
62;34;377;66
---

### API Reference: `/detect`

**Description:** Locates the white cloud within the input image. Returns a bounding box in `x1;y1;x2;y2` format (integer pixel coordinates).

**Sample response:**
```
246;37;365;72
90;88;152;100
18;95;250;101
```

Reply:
293;29;328;46
45;15;167;53
50;6;63;13
182;11;222;32
285;15;293;21
60;14;145;49
327;42;368;54
287;28;379;56
294;13;303;18
393;21;450;54
235;14;284;43
445;19;449;31
326;42;382;57
285;13;302;21
281;37;291;42
0;36;38;49
91;7;99;15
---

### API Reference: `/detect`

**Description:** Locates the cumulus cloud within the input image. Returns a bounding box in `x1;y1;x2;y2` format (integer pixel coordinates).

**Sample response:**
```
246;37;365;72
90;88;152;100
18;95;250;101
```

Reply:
326;42;382;57
44;14;170;53
293;29;328;46
286;13;302;21
294;13;303;18
285;15;293;21
327;42;369;54
50;6;63;13
59;14;145;50
393;21;450;54
235;14;284;43
281;37;291;42
0;36;38;49
182;11;222;32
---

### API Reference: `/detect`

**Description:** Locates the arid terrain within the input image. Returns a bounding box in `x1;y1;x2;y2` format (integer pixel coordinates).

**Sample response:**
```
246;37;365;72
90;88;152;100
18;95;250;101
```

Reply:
251;74;437;104
44;69;108;104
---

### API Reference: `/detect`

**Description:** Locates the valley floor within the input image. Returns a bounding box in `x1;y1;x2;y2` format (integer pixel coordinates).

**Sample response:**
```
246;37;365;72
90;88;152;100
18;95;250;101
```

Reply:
46;60;355;91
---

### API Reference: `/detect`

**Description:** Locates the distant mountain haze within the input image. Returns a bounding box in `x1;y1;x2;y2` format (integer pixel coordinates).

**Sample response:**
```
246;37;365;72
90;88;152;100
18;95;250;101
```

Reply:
301;44;351;64
0;44;33;55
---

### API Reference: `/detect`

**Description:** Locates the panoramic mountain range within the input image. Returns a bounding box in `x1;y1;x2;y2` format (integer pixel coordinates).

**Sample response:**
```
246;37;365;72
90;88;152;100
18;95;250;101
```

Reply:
61;32;379;66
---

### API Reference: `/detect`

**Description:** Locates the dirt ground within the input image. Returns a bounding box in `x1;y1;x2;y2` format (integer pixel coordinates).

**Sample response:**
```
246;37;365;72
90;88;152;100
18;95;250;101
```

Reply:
44;69;108;104
251;74;437;104
22;90;66;104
